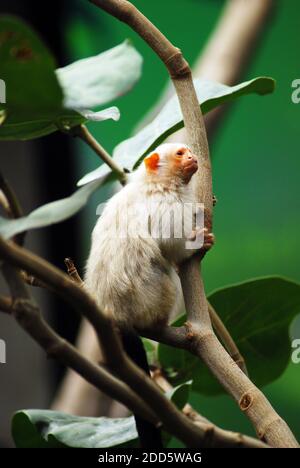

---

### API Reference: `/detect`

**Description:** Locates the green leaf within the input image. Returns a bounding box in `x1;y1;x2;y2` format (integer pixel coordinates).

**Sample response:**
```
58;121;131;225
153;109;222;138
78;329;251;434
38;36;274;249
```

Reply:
0;15;64;140
158;277;300;396
0;16;142;140
142;338;157;367
78;76;275;186
56;40;142;110
0;180;102;239
12;410;138;448
166;381;192;410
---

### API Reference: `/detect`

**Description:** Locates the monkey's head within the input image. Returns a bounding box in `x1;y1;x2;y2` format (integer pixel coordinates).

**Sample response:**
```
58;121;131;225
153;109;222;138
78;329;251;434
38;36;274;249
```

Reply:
143;143;198;184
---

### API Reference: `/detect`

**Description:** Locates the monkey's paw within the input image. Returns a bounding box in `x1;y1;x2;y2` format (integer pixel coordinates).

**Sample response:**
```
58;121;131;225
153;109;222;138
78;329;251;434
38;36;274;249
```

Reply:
188;227;215;251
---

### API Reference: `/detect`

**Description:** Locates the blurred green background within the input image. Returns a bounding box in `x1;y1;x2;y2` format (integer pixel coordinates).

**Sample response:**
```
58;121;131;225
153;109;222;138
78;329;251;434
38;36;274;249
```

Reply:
66;0;299;440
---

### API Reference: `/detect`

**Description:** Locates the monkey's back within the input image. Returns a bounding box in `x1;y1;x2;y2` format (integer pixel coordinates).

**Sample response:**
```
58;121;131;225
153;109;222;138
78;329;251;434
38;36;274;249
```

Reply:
84;184;178;329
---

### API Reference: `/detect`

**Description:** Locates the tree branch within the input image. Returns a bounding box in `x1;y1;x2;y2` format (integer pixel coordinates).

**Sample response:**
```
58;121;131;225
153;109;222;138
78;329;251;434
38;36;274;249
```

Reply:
141;323;298;447
1;263;156;425
208;301;247;375
0;172;23;219
0;171;24;245
90;0;297;447
0;236;249;448
72;124;128;185
152;370;268;449
0;294;12;313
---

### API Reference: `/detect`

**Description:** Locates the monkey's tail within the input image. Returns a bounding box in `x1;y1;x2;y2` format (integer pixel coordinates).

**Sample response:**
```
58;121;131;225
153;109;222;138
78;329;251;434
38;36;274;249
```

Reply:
121;330;163;448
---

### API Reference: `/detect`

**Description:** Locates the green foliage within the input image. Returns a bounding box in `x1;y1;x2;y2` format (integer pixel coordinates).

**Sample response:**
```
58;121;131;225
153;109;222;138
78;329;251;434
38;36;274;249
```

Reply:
165;381;192;410
77;77;275;186
159;277;300;395
12;411;138;448
0;15;65;140
0;16;142;140
12;381;192;449
0;180;102;239
56;40;142;111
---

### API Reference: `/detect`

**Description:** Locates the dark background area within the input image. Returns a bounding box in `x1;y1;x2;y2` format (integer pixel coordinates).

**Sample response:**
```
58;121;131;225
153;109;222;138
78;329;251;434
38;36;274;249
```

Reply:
0;0;299;447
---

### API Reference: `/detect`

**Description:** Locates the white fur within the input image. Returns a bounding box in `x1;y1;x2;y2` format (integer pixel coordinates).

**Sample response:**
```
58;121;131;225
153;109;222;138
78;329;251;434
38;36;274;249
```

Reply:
84;143;197;329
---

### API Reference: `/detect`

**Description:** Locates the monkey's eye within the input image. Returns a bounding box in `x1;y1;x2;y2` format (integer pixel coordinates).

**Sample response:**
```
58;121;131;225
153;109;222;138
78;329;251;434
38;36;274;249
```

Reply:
176;150;184;156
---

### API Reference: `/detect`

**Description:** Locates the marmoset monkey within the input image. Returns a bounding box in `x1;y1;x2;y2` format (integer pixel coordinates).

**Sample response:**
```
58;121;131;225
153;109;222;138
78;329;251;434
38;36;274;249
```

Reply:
85;143;213;330
85;143;213;448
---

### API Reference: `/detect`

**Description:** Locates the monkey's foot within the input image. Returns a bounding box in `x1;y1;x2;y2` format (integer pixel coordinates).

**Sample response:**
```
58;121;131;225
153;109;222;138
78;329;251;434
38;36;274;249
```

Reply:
188;227;215;251
213;194;218;206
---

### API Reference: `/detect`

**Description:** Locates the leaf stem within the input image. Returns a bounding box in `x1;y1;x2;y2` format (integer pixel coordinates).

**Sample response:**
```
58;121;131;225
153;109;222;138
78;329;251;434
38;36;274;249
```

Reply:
72;124;128;185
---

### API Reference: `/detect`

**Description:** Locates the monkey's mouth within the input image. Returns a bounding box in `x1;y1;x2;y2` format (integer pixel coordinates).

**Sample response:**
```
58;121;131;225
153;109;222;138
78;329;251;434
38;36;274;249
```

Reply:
181;157;198;181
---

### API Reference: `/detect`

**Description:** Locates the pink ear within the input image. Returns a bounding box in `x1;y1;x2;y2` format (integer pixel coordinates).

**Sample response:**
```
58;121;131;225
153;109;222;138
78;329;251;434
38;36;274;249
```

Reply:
144;152;160;171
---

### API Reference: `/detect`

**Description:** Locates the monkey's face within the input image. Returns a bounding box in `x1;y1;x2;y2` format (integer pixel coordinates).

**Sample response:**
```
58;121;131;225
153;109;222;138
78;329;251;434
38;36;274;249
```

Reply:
171;145;198;183
144;143;198;184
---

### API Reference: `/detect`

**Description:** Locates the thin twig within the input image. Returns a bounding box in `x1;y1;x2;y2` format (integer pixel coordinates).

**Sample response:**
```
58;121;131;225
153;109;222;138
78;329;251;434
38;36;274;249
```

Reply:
20;270;46;288
208;301;248;375
0;173;23;219
72;124;128;185
0;190;12;217
0;172;24;245
64;257;84;285
0;294;12;313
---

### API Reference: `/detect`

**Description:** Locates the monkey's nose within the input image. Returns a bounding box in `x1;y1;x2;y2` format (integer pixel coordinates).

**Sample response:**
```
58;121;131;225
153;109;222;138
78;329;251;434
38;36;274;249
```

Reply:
187;155;198;165
187;154;197;163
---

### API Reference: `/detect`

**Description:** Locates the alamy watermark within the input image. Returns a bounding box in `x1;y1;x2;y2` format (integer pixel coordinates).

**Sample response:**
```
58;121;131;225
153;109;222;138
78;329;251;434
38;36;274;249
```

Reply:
0;339;6;364
0;79;6;104
96;201;205;249
291;339;300;364
291;79;300;103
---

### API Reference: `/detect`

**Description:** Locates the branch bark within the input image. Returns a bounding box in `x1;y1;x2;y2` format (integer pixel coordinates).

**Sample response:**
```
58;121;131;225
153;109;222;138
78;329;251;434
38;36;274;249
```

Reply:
208;301;247;375
1;236;252;448
52;259;128;416
0;171;25;245
90;0;298;447
1;263;156;425
51;319;127;416
141;323;298;447
0;294;12;313
152;370;268;449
